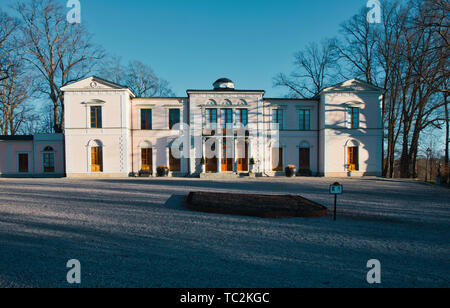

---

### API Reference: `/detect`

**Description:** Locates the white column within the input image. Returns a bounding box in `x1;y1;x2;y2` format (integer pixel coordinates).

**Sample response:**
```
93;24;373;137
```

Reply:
248;140;253;172
152;148;156;177
233;138;237;173
166;147;170;169
217;138;222;173
202;138;206;174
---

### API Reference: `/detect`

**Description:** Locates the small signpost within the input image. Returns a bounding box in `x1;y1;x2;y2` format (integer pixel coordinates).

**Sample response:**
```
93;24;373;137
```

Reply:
330;182;343;221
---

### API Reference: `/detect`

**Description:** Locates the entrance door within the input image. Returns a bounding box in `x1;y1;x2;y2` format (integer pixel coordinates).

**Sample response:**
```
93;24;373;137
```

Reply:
272;147;283;172
169;148;181;172
141;148;152;171
299;148;310;171
91;147;103;172
205;139;218;173
347;147;359;171
221;139;233;172
18;153;29;173
236;140;248;172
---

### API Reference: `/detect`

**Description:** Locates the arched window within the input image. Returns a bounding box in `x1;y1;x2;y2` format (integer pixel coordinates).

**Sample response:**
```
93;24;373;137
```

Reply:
345;139;360;171
88;140;103;173
222;99;233;106
139;140;152;149
43;146;55;173
238;99;248;106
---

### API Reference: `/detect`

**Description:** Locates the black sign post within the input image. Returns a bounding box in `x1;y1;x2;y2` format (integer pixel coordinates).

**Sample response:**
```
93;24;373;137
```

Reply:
330;182;343;221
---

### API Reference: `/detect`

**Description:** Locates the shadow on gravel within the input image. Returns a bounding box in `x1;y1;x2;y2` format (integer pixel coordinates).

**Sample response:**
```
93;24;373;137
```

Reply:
164;194;189;212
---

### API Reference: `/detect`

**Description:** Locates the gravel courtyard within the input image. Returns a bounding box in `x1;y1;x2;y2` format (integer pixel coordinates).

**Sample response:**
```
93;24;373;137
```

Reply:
0;177;448;288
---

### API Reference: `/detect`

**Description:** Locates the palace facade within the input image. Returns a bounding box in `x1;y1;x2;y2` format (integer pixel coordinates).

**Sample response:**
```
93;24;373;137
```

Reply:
59;76;383;178
0;76;383;178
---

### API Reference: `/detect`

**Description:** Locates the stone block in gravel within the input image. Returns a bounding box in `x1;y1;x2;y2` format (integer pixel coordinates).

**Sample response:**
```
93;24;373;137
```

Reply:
184;191;328;218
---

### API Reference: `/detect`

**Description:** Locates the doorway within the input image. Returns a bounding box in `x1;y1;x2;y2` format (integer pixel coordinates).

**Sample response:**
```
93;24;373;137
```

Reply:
299;148;310;171
347;147;359;171
18;153;29;173
141;148;152;171
205;139;218;173
221;138;233;172
91;147;103;173
237;140;248;172
272;147;283;172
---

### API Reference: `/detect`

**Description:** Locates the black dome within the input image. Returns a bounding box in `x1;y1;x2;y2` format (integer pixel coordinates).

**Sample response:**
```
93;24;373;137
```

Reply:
214;78;233;84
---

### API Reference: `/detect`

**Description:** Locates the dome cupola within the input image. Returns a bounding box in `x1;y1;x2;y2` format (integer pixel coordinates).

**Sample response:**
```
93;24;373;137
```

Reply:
213;78;235;90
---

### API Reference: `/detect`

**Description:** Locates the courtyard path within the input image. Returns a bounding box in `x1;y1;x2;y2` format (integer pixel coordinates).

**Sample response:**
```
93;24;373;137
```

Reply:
0;177;448;287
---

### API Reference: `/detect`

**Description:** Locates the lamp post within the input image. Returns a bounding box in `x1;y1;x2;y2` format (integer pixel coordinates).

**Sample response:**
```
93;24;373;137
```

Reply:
426;148;432;183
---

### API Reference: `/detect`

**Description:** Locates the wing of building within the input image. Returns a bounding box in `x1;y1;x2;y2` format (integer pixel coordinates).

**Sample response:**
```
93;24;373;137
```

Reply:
57;76;383;178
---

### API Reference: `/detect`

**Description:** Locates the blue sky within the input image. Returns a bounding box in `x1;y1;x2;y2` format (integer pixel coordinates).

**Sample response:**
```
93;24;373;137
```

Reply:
77;0;367;97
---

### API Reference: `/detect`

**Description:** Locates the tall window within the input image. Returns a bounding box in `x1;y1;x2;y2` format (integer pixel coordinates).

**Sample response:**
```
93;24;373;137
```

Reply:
90;106;102;129
298;109;311;131
141;148;152;171
43;146;55;173
141;109;152;130
91;147;103;172
272;109;283;130
236;109;248;127
221;108;233;129
169;109;180;130
347;147;359;171
350;107;360;129
205;109;217;129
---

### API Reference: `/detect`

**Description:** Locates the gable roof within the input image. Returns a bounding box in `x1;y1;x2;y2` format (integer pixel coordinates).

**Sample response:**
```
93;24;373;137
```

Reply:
321;78;384;94
60;76;135;97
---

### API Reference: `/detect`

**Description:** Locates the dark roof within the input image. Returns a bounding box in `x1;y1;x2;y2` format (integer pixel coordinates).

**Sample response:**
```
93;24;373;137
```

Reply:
133;96;187;100
0;135;33;141
91;75;129;89
214;78;233;84
264;97;319;102
187;89;265;94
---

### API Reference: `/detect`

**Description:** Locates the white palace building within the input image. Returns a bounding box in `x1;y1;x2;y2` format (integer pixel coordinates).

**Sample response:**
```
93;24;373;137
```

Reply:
0;77;383;178
55;76;383;178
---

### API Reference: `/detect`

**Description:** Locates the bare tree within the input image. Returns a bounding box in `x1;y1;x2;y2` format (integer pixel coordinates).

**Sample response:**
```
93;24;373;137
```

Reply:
0;9;20;79
336;7;379;85
396;0;449;178
101;55;126;85
274;39;339;98
14;0;104;133
101;57;175;97
0;51;34;135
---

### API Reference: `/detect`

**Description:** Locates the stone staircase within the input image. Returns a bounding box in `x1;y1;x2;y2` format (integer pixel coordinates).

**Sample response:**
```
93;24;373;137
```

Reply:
199;172;254;180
